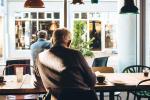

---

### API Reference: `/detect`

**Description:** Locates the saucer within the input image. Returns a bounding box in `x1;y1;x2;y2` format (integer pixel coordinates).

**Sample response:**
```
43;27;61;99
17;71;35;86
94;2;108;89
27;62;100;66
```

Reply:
96;81;107;85
112;80;126;86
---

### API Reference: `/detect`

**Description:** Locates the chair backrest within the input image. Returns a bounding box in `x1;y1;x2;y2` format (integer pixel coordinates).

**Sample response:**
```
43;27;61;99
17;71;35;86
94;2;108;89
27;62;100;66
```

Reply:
5;59;31;75
122;65;150;73
92;66;114;73
92;56;109;67
58;88;98;100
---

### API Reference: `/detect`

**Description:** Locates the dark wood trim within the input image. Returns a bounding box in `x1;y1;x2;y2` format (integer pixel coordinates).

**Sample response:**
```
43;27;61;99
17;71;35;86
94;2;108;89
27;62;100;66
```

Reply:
64;0;67;27
140;0;146;65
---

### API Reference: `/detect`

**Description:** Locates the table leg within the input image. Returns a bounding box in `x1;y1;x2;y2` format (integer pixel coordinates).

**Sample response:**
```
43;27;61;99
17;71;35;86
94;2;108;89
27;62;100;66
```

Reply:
109;92;114;100
99;92;104;100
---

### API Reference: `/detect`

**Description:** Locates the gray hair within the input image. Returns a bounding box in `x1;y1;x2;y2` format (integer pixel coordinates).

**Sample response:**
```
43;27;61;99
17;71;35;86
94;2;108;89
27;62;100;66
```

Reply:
37;30;47;38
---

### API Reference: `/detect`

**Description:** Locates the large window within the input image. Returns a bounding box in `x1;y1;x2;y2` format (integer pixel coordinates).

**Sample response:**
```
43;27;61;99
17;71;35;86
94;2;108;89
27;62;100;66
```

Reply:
73;12;117;51
15;12;60;50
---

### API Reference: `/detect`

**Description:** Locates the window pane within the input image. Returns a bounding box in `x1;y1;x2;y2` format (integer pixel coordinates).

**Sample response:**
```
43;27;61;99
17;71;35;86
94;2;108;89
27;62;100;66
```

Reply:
39;21;60;40
105;24;113;48
38;12;45;19
54;12;60;19
23;13;29;19
46;13;52;19
31;12;37;19
74;13;79;19
89;20;101;50
81;13;87;19
15;21;37;49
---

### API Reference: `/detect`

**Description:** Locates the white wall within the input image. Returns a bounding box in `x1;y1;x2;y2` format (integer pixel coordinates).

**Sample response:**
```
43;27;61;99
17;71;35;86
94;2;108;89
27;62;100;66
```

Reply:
117;0;137;72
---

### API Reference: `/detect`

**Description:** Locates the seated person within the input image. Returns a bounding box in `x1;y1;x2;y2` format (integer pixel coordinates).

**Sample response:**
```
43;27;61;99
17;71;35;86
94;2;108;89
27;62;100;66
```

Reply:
36;28;96;100
31;30;51;86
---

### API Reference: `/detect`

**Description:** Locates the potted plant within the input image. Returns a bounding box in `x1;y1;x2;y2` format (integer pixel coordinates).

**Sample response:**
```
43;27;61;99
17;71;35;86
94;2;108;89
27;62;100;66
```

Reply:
71;21;94;57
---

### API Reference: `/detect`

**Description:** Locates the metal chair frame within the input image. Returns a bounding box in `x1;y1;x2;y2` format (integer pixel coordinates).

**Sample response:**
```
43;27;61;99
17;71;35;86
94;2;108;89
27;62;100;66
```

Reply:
122;65;150;100
92;56;109;67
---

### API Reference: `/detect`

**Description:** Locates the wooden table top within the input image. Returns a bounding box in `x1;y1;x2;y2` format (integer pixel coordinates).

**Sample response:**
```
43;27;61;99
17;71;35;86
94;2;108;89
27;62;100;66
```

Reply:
0;74;46;95
1;73;150;95
95;73;150;92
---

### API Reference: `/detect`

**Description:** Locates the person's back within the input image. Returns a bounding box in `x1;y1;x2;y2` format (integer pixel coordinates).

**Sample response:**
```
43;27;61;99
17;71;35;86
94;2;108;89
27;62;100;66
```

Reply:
37;28;96;100
31;30;51;83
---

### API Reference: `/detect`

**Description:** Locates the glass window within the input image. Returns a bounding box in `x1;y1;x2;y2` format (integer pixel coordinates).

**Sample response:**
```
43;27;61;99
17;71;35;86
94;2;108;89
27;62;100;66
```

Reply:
81;13;87;19
54;12;60;19
89;20;101;50
38;12;45;19
15;12;60;50
1;0;4;6
23;12;29;19
46;13;52;19
73;12;117;50
74;13;79;19
31;12;37;19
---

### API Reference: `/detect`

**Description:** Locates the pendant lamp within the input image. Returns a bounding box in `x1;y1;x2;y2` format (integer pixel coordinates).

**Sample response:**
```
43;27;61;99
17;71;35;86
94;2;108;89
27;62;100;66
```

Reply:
24;0;45;8
91;0;98;4
71;0;84;4
120;0;139;14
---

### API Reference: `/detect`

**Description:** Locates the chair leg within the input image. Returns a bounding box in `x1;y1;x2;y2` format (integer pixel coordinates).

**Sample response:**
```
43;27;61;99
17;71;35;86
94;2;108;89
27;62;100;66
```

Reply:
117;95;122;100
133;95;136;100
126;92;130;100
148;98;150;100
137;96;141;100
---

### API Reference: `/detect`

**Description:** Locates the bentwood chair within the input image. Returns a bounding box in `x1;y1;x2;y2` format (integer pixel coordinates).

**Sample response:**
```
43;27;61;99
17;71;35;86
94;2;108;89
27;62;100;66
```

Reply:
122;65;150;100
92;67;121;100
92;57;109;67
135;78;150;100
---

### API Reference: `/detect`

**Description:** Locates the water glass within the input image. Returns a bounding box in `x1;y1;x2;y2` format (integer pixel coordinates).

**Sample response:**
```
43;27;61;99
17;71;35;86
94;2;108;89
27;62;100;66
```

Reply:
16;67;23;82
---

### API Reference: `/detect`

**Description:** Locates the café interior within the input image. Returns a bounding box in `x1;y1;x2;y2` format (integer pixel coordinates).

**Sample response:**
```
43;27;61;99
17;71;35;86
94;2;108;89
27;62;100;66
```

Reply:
0;0;150;100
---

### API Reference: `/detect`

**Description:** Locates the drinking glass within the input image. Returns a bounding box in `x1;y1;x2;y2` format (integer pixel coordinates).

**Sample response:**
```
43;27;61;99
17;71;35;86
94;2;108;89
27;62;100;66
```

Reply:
16;67;23;82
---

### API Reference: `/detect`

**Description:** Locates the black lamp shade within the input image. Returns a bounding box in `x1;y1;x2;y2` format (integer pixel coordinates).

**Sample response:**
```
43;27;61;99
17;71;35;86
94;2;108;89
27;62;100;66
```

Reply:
71;0;84;4
120;0;139;14
24;0;45;8
91;0;98;4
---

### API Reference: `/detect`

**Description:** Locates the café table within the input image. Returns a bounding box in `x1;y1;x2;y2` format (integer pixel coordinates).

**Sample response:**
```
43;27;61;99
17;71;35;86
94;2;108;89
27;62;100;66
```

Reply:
0;74;46;95
1;73;150;100
95;73;150;100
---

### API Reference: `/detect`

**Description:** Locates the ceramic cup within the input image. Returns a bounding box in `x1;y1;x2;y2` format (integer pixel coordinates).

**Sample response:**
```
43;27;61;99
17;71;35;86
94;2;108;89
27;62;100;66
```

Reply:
97;75;105;83
143;68;149;77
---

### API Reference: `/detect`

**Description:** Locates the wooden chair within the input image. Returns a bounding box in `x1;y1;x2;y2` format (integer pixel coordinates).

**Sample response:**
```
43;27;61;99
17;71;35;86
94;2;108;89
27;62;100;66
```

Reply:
92;57;109;67
92;66;121;100
4;59;38;100
122;65;150;100
5;59;31;75
92;66;114;73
